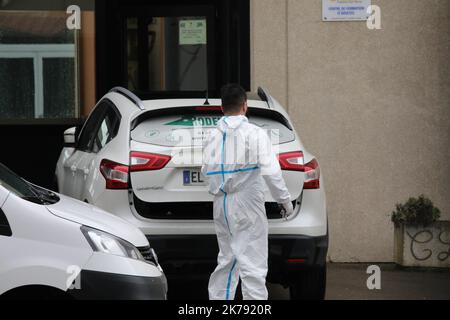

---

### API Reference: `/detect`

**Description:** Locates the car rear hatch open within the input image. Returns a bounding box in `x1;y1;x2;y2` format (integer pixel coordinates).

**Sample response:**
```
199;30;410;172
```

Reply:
129;106;305;219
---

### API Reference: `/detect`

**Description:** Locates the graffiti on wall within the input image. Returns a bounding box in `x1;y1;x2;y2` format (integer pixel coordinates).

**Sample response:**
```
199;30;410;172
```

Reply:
406;230;450;262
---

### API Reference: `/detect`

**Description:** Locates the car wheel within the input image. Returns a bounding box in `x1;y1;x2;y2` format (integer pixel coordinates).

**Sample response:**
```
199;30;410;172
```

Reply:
289;265;326;300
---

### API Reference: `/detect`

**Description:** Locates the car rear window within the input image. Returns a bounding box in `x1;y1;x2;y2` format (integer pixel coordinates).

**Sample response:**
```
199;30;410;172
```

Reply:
131;113;295;147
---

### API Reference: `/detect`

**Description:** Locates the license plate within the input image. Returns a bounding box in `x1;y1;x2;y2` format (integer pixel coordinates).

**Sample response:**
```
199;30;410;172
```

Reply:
183;169;206;186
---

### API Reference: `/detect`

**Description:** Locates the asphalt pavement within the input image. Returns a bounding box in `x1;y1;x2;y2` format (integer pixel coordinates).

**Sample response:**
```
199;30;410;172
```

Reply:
269;263;450;300
168;263;450;300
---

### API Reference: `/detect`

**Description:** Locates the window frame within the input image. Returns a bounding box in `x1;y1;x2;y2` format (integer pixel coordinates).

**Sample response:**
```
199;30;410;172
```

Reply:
0;44;78;120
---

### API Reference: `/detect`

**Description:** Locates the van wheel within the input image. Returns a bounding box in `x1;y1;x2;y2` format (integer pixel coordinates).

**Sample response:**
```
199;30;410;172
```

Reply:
0;285;72;300
289;266;326;300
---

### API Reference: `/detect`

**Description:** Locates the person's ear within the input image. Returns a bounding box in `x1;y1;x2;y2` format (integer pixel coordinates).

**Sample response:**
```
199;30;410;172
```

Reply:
242;101;248;114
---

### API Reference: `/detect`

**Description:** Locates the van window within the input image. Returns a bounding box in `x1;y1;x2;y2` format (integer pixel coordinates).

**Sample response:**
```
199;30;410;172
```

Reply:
0;163;42;204
0;163;59;205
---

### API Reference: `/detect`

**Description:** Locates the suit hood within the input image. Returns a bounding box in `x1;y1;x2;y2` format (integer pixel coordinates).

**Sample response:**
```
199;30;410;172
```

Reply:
217;115;248;132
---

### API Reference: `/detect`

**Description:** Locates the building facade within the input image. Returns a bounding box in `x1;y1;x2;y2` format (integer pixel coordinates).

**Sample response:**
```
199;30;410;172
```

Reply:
0;0;449;262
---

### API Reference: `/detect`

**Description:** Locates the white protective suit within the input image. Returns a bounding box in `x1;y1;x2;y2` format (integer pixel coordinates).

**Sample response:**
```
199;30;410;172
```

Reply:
202;115;291;300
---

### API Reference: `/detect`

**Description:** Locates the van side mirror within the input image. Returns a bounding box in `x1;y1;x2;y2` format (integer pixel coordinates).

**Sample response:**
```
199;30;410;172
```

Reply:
64;127;77;147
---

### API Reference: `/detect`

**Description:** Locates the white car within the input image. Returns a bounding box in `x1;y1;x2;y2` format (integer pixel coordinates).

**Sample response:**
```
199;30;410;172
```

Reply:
56;87;328;300
0;162;167;300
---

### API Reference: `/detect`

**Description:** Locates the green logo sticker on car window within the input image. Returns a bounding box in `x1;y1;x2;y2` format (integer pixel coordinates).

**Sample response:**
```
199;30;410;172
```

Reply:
165;116;221;127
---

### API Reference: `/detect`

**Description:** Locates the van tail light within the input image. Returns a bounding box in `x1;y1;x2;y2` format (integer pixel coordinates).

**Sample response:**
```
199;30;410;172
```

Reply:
100;159;129;189
278;151;320;189
130;151;171;172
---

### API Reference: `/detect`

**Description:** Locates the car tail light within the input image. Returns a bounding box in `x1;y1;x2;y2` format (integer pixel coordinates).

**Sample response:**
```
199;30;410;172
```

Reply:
278;151;320;189
100;159;129;189
130;151;171;172
303;158;320;189
278;151;304;171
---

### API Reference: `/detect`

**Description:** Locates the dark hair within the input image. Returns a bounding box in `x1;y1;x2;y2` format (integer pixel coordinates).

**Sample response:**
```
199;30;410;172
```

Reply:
221;83;247;114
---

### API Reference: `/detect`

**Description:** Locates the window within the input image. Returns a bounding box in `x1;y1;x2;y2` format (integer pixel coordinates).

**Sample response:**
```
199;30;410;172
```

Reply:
126;16;209;92
77;100;121;153
0;58;35;118
0;11;79;121
43;57;76;118
131;110;295;148
0;163;42;208
77;103;108;152
92;105;121;153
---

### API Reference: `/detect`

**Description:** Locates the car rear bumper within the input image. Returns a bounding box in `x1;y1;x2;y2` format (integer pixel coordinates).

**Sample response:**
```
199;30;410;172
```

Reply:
146;233;328;285
69;270;167;300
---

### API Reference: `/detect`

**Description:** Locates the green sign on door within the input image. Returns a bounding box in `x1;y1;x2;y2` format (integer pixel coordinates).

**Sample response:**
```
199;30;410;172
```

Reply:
179;19;207;45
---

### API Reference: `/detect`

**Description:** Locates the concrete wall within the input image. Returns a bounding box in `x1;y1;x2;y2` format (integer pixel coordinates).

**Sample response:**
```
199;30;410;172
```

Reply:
251;0;450;262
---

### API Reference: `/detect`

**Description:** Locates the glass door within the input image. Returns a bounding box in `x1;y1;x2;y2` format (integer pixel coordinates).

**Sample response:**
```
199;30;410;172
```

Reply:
121;5;216;96
95;0;250;99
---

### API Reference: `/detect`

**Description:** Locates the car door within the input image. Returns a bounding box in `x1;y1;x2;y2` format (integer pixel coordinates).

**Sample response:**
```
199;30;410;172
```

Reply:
75;101;121;202
62;102;108;199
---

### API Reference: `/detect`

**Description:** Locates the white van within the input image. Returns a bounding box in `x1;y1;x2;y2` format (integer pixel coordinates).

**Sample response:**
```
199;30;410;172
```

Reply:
0;163;167;300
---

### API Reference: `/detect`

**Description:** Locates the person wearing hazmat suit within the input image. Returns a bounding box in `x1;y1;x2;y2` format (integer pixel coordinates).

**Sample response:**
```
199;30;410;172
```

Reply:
202;84;294;300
